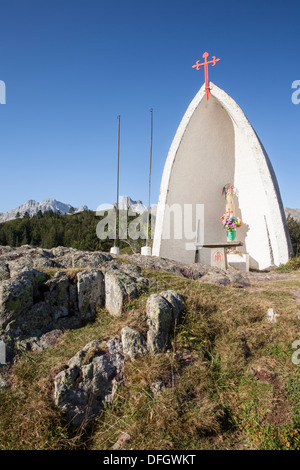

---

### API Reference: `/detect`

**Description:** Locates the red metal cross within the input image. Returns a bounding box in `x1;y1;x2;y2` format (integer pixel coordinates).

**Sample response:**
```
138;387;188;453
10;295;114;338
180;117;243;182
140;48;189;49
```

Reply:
192;52;220;100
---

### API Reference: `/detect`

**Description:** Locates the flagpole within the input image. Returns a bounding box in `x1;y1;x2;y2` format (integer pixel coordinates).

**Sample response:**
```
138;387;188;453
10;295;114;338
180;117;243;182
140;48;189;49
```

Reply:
116;115;120;247
146;108;153;247
111;115;120;255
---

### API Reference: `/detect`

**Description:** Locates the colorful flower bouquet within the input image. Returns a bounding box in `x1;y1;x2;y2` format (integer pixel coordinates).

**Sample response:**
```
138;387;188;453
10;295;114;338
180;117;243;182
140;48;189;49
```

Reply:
221;214;242;231
221;214;242;241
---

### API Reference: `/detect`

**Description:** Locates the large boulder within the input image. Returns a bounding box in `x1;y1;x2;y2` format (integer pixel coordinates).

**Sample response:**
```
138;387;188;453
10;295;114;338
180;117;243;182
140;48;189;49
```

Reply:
0;269;48;329
146;290;185;353
104;264;148;317
43;272;70;321
77;269;105;321
54;337;124;427
0;247;57;277
159;290;185;326
72;251;112;269
146;294;173;353
0;261;10;281
0;277;33;329
0;245;113;276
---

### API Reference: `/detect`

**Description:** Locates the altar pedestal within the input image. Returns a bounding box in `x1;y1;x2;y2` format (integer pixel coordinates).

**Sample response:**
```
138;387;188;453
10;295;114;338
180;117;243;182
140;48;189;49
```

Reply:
211;247;226;270
227;253;249;272
195;242;244;271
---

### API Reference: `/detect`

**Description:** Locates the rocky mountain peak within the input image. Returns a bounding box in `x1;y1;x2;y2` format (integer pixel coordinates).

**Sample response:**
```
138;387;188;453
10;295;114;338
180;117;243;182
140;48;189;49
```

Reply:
0;199;88;223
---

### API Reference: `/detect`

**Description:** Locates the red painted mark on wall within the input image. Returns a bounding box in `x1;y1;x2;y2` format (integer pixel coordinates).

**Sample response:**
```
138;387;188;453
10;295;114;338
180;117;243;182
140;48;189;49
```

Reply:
213;250;223;263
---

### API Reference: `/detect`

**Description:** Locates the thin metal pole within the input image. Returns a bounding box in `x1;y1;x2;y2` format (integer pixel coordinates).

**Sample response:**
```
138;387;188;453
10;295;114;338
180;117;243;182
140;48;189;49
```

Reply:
115;115;120;247
146;108;153;247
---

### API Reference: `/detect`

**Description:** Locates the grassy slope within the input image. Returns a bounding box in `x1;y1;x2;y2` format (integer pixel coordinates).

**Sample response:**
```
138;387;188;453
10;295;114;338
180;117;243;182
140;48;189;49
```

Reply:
0;266;299;450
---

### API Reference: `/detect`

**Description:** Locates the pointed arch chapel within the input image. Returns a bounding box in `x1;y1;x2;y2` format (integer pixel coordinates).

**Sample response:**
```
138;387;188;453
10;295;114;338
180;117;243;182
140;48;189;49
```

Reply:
153;82;292;270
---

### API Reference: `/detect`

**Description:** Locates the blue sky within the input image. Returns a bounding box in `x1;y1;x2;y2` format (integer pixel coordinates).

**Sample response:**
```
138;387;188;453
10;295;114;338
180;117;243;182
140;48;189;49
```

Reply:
0;0;299;212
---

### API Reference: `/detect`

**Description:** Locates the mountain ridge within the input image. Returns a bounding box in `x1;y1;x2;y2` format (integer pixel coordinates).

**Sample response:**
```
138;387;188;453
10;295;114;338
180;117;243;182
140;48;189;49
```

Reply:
0;198;88;223
1;199;297;224
285;207;300;222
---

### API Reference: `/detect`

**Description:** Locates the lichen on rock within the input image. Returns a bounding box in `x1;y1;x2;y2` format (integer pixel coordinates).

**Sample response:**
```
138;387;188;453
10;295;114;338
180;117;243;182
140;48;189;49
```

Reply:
77;269;105;320
53;337;124;427
104;264;149;317
121;326;148;361
146;290;185;353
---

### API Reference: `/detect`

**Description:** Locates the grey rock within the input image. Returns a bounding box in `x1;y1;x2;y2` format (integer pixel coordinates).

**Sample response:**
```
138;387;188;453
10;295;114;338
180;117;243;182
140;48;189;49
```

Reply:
146;291;185;354
199;272;231;286
72;252;112;269
104;272;127;317
1;270;70;343
0;245;112;276
0;246;14;256
105;264;148;317
0;276;33;329
44;272;70;320
12;302;53;338
146;294;173;353
54;337;124;427
16;329;63;353
77;269;105;320
33;329;64;350
159;290;185;326
0;261;10;281
4;249;55;277
121;326;147;361
118;253;254;287
17;269;49;294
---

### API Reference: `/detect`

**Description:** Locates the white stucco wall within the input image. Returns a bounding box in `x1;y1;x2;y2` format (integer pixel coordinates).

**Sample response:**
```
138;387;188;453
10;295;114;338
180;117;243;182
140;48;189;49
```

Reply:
153;82;292;270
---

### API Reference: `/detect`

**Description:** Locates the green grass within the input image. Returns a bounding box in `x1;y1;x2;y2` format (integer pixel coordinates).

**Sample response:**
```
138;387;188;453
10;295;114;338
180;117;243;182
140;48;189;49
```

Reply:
0;266;300;450
275;256;300;273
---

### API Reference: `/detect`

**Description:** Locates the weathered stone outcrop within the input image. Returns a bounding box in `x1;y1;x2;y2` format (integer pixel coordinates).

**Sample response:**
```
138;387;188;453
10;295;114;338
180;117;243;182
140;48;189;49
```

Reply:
52;289;185;426
158;290;185;326
16;329;64;353
0;255;150;362
54;337;124;427
118;253;252;287
0;262;10;281
0;244;194;368
121;326;147;361
104;264;148;316
0;269;49;329
44;272;71;321
146;290;185;353
0;245;113;277
77;269;105;321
